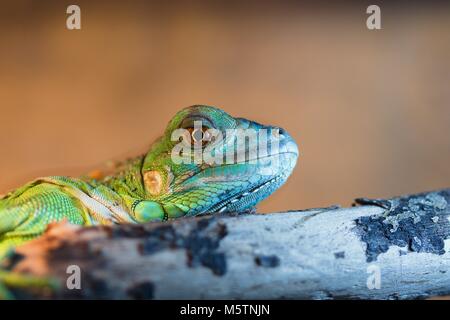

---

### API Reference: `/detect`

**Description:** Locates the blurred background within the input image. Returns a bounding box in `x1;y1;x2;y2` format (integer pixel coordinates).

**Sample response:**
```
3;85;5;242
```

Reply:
0;0;449;212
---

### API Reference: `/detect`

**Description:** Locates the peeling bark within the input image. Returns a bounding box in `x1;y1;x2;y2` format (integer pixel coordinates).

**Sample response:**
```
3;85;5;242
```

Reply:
4;189;450;299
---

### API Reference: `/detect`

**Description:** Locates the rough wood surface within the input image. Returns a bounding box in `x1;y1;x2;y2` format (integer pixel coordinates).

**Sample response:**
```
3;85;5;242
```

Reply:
5;189;450;299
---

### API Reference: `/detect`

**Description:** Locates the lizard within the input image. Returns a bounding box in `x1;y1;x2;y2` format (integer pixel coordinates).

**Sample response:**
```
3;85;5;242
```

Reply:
0;105;299;298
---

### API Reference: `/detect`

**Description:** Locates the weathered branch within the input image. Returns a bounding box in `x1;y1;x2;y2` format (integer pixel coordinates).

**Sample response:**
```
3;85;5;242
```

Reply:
6;189;450;299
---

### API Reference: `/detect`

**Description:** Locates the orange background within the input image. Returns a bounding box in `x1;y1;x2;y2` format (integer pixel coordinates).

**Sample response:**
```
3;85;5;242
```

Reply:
0;1;449;212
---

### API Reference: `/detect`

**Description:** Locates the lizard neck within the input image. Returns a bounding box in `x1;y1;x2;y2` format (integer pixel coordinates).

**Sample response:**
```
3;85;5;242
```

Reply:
100;155;147;199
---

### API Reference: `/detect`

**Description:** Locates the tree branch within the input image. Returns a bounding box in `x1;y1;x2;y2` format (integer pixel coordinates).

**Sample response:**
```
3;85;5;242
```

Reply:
6;189;450;299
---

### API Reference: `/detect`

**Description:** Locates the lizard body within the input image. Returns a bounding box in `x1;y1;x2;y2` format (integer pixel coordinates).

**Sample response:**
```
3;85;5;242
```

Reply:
0;105;298;296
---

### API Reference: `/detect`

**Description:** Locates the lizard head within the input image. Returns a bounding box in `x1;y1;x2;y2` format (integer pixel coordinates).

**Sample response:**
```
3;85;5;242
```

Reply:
140;105;298;216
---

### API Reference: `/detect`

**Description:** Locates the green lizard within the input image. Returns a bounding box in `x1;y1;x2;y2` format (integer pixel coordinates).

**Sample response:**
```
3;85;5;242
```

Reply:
0;105;298;298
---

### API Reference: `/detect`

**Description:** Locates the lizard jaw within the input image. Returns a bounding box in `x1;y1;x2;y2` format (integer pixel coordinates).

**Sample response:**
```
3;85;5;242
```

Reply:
209;173;288;214
210;145;298;213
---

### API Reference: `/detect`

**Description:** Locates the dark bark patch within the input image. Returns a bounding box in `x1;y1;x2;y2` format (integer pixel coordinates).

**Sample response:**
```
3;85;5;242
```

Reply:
79;274;110;299
185;220;228;275
255;254;280;267
354;190;450;262
2;252;25;270
137;225;179;254
126;281;155;300
136;217;228;275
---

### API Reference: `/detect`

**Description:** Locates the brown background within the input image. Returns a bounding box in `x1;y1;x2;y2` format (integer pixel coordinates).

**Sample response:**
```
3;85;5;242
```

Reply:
0;1;449;213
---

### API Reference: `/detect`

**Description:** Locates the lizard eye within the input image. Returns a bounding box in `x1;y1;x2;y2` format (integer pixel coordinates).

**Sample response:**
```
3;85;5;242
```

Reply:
187;126;211;146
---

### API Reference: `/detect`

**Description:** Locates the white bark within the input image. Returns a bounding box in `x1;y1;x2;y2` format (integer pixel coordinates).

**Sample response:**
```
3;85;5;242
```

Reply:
9;189;450;299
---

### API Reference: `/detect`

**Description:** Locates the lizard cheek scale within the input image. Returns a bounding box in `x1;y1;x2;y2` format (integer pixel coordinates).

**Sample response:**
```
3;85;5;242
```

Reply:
143;171;163;196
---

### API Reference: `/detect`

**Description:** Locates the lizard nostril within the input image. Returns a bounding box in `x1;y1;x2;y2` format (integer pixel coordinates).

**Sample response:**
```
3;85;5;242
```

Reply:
272;127;287;140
